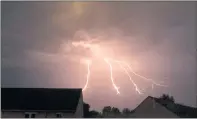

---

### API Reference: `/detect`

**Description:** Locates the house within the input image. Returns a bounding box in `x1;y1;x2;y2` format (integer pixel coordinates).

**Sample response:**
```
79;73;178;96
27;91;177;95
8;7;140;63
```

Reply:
132;96;197;118
1;88;84;118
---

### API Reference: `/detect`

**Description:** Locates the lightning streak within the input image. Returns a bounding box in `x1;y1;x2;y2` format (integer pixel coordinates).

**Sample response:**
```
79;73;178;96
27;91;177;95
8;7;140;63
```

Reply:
116;61;167;87
68;36;167;95
82;60;91;91
116;61;143;94
104;59;120;94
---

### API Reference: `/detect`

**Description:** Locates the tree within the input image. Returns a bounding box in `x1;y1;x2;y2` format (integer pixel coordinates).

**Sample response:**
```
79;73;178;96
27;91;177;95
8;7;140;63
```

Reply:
89;110;102;118
159;94;175;103
130;109;135;114
111;107;120;114
158;94;175;107
169;96;175;103
102;106;112;113
83;102;90;118
102;106;112;117
110;107;121;117
122;108;130;115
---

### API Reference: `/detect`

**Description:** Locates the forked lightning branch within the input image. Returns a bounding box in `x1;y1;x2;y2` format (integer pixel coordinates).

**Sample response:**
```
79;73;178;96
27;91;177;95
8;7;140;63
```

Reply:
66;32;167;95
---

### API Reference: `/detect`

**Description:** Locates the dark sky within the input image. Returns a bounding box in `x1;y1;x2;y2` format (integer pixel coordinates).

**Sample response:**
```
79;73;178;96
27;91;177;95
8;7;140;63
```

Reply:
1;2;197;110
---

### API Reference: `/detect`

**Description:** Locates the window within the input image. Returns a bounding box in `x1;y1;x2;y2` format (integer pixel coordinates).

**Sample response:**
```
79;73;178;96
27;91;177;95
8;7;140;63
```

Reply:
31;114;36;118
24;113;36;118
56;113;63;118
25;114;30;118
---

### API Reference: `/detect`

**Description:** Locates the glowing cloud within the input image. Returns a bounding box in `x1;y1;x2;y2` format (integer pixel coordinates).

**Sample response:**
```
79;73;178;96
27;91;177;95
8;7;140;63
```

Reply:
61;30;167;95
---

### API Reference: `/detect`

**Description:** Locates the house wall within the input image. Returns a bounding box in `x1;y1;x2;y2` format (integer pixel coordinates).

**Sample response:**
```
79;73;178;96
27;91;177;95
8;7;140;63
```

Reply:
1;111;75;118
1;111;25;118
133;97;179;118
46;112;74;118
74;92;84;118
2;91;84;118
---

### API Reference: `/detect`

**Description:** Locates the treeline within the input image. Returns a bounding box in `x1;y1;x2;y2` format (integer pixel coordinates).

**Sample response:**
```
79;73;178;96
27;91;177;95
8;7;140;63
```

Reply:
84;104;135;118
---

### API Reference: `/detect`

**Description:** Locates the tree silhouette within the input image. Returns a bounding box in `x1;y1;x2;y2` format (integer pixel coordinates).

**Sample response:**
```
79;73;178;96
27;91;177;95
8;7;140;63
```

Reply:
102;106;121;117
130;109;135;114
122;108;130;115
83;103;103;118
89;110;102;118
102;106;112;116
83;102;90;118
158;94;175;107
111;107;121;114
159;94;175;103
122;108;131;117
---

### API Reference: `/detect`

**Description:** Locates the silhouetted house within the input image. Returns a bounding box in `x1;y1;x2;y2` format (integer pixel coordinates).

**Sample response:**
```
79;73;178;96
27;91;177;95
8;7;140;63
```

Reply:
1;88;84;118
132;96;197;118
155;97;197;118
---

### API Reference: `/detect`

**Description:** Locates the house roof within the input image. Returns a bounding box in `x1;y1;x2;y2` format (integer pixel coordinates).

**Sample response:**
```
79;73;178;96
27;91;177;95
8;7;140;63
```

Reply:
132;96;178;118
2;88;82;112
150;96;197;118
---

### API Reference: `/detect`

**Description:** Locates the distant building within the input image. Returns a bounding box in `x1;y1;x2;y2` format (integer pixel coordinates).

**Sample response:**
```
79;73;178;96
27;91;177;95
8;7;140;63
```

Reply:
1;88;84;118
102;96;197;118
132;96;197;118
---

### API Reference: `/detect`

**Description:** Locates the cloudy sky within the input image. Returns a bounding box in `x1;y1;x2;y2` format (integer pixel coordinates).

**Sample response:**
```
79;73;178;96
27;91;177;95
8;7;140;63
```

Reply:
2;2;197;110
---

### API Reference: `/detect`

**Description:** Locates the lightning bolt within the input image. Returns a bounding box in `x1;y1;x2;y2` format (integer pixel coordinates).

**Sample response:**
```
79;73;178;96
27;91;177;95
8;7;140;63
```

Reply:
68;35;167;95
116;61;143;94
115;61;168;87
104;58;120;94
82;60;91;91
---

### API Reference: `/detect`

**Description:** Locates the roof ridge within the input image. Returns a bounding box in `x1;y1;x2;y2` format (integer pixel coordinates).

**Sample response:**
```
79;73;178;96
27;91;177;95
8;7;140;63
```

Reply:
2;87;82;90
